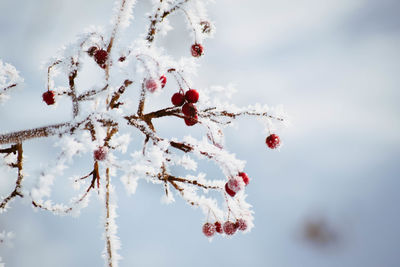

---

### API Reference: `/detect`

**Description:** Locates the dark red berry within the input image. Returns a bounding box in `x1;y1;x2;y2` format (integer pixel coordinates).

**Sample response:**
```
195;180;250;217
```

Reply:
191;43;204;57
160;75;167;88
225;183;236;197
238;172;250;186
94;147;107;161
223;221;237;235
184;114;198;126
171;92;185;106
42;91;55;105
182;103;197;117
215;222;223;234
118;56;126;62
94;49;108;66
145;78;158;92
266;134;280;149
185;89;199;103
236;219;248;231
202;222;216;237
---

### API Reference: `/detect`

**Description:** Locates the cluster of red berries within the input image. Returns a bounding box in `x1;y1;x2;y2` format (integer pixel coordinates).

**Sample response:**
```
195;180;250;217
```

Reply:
225;172;250;197
171;89;200;126
145;75;167;93
94;146;107;161
202;218;248;237
266;133;280;149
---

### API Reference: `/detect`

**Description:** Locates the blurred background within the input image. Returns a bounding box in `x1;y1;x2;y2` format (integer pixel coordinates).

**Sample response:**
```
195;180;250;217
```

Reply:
1;0;400;266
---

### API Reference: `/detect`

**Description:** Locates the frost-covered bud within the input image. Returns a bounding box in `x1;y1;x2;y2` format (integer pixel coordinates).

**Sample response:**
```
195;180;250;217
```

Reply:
42;91;55;105
145;78;159;93
160;75;167;88
223;221;237;235
238;172;250;186
200;21;212;34
94;146;107;161
87;46;98;56
171;92;185;106
215;222;223;234
191;43;204;57
266;134;280;149
236;219;248;231
182;103;197;117
94;49;108;69
202;222;216;237
225;183;236;197
185;89;199;103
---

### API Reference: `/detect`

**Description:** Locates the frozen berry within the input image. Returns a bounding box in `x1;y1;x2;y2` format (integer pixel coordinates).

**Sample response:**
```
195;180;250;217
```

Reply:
227;178;242;193
202;222;216;237
185;89;199;103
238;172;250;186
171;92;185;106
223;221;237;235
94;147;107;161
191;43;204;57
94;49;108;66
225;183;236;197
266;134;280;149
236;219;248;231
184;114;198;126
182;103;197;117
42;91;55;105
160;75;167;88
215;222;223;234
145;78;158;92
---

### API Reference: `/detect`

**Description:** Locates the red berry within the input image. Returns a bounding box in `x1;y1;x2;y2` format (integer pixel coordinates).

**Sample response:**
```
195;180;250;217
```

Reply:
191;43;204;57
227;178;242;193
160;75;167;88
266;134;280;149
202;222;216;237
223;221;237;235
182;103;197;117
236;219;248;231
184;114;198;126
225;183;236;197
145;78;158;92
94;147;107;161
94;49;108;66
215;222;223;234
42;91;55;105
171;92;185;106
238;172;250;186
185;89;199;103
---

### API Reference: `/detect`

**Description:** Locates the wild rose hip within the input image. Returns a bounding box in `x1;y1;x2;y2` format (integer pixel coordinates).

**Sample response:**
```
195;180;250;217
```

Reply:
266;134;280;149
225;183;236;197
227;178;242;193
42;91;55;105
238;172;250;186
184;114;198;126
171;92;185;106
145;78;158;92
159;75;167;88
215;222;223;234
94;147;107;161
202;222;216;237
182;103;197;117
191;43;204;57
236;219;248;231
94;49;108;66
223;221;237;235
185;89;199;103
